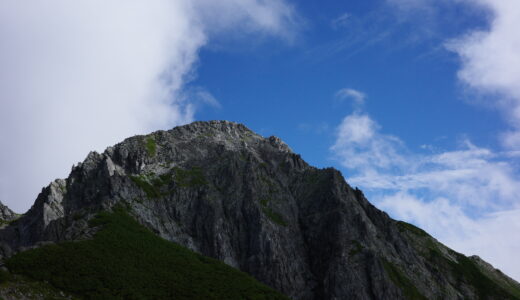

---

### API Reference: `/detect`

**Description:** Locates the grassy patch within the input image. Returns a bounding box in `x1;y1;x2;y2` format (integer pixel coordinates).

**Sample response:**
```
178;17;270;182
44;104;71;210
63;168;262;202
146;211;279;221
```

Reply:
0;269;12;283
259;176;277;193
260;198;270;207
382;259;427;300
198;132;215;139
259;198;287;227
262;208;287;227
424;245;519;299
0;215;21;227
5;208;289;300
396;221;430;238
348;240;363;257
0;273;73;299
129;175;165;199
304;171;322;185
130;167;207;199
497;276;520;299
145;137;157;157
173;167;208;187
450;253;519;299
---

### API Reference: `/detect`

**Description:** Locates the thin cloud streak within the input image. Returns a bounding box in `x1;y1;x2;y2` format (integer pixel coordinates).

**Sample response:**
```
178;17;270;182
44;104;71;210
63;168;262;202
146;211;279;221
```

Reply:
335;88;366;106
331;13;351;29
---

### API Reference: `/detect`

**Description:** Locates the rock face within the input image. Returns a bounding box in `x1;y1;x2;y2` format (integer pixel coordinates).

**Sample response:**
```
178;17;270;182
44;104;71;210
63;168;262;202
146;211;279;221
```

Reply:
0;201;17;224
0;120;519;299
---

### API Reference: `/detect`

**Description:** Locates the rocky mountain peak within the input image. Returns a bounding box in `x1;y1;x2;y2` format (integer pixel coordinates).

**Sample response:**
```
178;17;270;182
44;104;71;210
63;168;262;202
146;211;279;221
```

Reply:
0;120;519;300
150;120;293;154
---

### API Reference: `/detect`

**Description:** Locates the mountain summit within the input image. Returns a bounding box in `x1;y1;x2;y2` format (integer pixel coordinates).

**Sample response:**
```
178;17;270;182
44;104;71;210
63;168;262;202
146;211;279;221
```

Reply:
0;120;519;299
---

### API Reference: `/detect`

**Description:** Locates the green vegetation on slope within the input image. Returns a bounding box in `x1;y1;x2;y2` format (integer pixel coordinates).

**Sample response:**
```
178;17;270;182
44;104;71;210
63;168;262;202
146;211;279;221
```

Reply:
399;219;520;299
382;259;427;300
0;270;73;300
259;198;287;227
172;167;208;187
5;208;289;300
476;263;520;299
449;253;520;299
145;137;157;157
129;174;166;199
0;214;21;227
348;240;364;257
396;221;430;238
129;167;208;199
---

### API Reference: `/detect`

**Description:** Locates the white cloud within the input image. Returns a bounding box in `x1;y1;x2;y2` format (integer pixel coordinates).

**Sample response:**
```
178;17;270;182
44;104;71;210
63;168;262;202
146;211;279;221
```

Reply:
193;0;299;42
446;0;520;149
351;142;520;209
335;88;366;106
331;110;520;280
0;0;298;212
331;113;407;171
378;193;476;241
447;0;520;99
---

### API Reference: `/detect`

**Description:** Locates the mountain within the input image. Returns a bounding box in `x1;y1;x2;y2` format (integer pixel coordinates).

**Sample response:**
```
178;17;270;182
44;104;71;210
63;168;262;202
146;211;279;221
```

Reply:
0;120;519;299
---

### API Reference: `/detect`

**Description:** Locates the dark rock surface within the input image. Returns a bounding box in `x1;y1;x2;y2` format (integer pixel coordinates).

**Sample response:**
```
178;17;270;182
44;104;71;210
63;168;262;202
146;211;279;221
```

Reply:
0;120;519;299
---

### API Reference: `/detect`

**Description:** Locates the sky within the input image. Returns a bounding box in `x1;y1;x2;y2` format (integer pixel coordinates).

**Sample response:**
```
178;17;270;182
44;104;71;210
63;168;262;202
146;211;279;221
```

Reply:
1;0;520;280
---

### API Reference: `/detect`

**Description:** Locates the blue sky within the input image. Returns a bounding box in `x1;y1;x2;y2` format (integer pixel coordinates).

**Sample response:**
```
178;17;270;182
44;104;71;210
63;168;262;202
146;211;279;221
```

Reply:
195;0;502;164
1;0;520;280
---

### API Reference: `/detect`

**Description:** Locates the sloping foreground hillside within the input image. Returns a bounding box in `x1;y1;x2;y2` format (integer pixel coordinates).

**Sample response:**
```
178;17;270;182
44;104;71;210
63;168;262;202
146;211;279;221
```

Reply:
0;120;519;299
1;207;287;299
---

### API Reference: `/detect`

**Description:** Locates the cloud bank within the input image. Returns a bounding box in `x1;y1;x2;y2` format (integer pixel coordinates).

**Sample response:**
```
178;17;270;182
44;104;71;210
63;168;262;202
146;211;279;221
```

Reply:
446;0;520;148
331;104;520;280
0;0;298;212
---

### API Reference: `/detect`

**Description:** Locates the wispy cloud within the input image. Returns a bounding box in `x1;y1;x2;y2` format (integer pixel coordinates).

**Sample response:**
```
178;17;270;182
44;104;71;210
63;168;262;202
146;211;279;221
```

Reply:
0;0;299;212
335;88;366;107
185;87;222;110
330;13;351;30
303;11;399;63
303;3;459;65
330;94;520;280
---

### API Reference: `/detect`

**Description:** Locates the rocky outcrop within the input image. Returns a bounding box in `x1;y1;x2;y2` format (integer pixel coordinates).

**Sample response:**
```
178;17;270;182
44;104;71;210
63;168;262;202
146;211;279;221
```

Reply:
0;201;18;224
0;120;519;299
